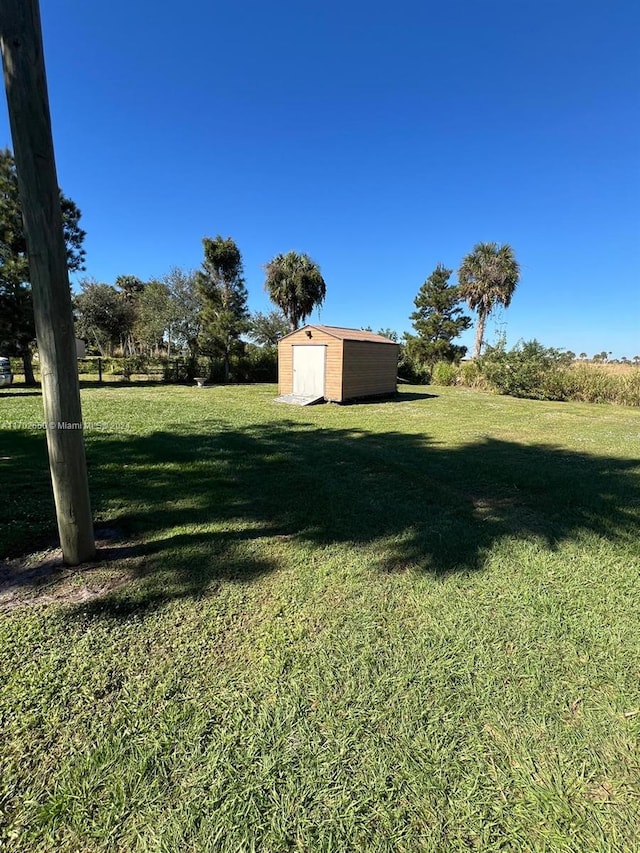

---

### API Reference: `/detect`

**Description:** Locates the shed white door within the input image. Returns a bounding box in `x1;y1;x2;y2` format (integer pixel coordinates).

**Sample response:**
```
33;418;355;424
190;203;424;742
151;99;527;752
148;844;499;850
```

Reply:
293;345;326;397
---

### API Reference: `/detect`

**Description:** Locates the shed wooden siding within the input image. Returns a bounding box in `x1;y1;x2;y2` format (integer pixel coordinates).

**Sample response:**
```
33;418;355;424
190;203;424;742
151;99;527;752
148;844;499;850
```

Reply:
277;328;344;399
278;325;399;402
341;340;399;401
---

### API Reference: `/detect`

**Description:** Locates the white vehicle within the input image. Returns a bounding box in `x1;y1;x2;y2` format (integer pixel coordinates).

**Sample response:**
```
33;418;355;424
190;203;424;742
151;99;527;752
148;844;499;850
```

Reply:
0;357;13;388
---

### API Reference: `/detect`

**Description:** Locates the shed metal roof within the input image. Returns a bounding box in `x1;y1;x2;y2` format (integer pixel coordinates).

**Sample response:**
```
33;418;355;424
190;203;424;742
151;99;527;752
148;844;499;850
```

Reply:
281;325;398;344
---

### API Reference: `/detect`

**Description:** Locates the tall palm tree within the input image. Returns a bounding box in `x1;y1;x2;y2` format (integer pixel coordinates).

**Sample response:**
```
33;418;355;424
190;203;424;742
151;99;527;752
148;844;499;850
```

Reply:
458;242;520;358
263;251;326;332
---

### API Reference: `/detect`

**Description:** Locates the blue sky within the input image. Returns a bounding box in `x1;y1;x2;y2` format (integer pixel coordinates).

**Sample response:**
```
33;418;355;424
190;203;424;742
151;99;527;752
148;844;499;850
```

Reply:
2;0;638;358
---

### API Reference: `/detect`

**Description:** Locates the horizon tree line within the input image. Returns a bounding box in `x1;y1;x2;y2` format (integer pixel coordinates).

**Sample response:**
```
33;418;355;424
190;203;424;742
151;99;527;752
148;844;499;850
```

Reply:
5;147;634;383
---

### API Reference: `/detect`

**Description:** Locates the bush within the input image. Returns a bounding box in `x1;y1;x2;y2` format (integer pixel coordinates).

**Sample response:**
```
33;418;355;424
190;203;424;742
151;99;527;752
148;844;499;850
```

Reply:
469;342;640;406
121;355;153;380
235;346;278;383
458;360;487;389
188;347;277;384
431;361;459;386
397;342;430;384
478;340;573;400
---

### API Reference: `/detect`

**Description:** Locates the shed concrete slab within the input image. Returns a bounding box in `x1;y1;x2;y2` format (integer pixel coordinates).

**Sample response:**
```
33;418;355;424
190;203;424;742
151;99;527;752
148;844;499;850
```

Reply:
275;394;324;406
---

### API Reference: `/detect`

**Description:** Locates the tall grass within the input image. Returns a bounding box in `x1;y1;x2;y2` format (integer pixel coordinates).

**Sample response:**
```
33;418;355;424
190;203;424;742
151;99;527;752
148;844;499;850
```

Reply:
431;356;640;406
562;364;640;406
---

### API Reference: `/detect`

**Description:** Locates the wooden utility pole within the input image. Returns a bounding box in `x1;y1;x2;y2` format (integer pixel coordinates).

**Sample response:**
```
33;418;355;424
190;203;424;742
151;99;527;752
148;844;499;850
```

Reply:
1;0;95;564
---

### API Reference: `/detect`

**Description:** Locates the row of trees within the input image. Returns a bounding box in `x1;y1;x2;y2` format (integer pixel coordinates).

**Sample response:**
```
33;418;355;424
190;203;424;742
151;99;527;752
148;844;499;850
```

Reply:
74;271;200;360
72;241;327;382
1;148;330;384
73;234;521;384
0;145;525;386
10;143;628;386
401;251;638;375
569;352;640;364
403;242;520;378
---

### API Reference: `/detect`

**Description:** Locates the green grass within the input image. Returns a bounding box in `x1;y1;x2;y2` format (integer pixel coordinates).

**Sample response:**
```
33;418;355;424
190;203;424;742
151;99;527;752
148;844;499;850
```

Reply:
1;384;640;852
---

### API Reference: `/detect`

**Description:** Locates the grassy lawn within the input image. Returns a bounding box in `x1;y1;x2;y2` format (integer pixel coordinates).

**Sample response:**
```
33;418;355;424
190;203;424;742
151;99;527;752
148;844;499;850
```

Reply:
1;383;640;852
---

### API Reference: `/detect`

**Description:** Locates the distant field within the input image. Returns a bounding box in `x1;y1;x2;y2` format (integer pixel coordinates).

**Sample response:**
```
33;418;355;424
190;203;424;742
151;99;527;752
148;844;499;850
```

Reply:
580;361;640;375
1;384;640;851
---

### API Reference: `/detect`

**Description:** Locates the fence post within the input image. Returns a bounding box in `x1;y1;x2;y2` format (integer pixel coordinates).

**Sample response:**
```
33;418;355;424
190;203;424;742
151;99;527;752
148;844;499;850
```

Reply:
97;357;102;385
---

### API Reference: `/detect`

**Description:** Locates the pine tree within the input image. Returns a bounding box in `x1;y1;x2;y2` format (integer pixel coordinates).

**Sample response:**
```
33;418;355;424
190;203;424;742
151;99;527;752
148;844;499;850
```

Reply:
406;264;471;367
0;149;85;383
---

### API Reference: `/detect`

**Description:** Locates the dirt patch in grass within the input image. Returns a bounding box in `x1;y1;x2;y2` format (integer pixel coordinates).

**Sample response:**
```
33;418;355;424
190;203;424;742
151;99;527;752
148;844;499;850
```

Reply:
0;526;143;611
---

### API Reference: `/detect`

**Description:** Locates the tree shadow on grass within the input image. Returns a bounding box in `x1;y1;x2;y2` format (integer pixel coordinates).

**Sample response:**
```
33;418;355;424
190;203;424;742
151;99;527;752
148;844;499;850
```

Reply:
1;418;638;617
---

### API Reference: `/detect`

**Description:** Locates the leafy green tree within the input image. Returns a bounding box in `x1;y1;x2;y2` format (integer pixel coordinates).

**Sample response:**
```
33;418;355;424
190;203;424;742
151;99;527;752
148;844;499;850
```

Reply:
263;251;326;331
0;149;86;384
458;242;520;358
248;309;289;347
406;263;471;368
135;279;182;356
162;268;202;369
197;236;249;382
74;279;135;356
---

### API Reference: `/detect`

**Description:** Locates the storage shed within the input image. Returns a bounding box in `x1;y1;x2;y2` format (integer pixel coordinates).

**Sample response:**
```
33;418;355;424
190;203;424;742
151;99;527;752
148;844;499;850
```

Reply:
277;325;399;403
